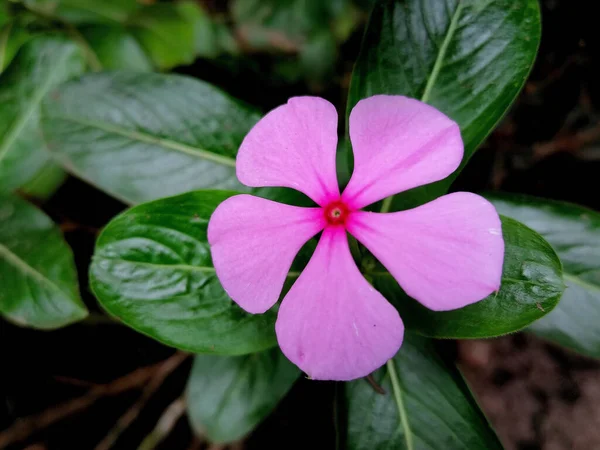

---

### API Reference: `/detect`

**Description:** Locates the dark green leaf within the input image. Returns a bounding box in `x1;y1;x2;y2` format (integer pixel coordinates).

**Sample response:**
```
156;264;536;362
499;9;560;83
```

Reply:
79;25;152;71
0;4;8;27
348;0;541;210
489;193;600;358
90;190;280;354
0;194;87;328
0;36;85;193
186;348;299;443
42;71;260;204
128;3;195;70
346;333;502;450
371;216;564;338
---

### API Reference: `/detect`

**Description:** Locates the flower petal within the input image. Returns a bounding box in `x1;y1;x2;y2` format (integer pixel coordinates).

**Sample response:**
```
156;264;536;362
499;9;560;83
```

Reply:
237;96;340;206
208;195;325;314
347;192;504;311
276;227;404;381
342;95;463;209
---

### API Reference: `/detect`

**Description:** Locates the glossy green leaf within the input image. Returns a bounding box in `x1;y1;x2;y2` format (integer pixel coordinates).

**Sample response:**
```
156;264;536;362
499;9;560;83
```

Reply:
348;0;541;210
346;333;502;450
42;71;260;204
0;36;85;194
90;190;280;354
371;216;564;338
489;193;600;358
128;3;195;70
186;348;299;443
79;25;152;71
0;194;87;328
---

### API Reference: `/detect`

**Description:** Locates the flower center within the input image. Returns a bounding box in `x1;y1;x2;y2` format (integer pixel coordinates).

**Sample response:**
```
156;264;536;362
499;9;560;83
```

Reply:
324;200;350;226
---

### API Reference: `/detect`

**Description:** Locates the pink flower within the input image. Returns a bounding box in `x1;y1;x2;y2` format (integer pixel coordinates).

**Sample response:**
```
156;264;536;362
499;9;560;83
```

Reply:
208;95;504;381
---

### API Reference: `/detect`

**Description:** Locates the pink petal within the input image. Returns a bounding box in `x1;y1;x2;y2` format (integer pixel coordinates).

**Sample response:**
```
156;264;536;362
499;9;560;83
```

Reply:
342;95;463;209
208;195;325;314
276;227;404;381
237;97;340;206
347;192;504;311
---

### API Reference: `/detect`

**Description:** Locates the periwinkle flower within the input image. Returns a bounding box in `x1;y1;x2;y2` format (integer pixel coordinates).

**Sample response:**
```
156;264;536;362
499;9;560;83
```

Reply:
208;95;504;381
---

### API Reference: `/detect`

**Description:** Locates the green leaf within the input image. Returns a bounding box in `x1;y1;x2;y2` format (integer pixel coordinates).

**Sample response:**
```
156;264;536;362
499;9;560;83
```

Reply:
0;36;85;194
0;194;87;328
371;216;565;338
0;4;8;27
42;71;260;204
0;22;33;72
176;1;238;59
19;161;67;200
186;348;299;443
33;0;141;24
79;25;152;71
348;0;541;210
488;193;600;358
232;0;343;46
346;333;502;450
89;190;279;354
128;3;196;70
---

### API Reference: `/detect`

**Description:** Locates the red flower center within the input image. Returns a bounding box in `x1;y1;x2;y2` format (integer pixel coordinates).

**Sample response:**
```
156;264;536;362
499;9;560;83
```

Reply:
324;200;350;226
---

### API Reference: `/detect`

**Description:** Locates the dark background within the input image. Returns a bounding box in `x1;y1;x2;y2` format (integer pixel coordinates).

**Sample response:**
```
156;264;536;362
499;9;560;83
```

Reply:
2;0;600;449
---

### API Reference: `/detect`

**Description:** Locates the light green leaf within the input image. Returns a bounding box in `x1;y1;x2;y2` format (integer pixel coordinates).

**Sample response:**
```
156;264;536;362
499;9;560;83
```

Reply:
90;190;280;354
19;162;67;200
372;216;565;338
0;36;85;193
186;348;299;443
0;21;33;72
176;1;238;59
0;194;87;328
348;0;541;210
79;24;152;71
346;333;502;450
42;71;260;204
128;3;196;70
489;193;600;358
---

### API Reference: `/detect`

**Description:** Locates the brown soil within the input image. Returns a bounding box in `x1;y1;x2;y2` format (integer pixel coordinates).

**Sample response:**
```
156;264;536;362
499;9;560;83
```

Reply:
460;334;600;450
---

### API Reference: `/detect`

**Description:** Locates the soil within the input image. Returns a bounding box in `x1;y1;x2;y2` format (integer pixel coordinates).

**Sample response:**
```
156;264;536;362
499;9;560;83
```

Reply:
2;0;600;449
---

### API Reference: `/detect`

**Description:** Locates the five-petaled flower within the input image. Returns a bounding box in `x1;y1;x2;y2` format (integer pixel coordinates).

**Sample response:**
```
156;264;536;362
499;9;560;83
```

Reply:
208;95;504;381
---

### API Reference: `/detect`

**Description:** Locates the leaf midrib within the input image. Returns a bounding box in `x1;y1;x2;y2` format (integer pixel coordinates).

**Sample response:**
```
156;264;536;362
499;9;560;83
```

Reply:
420;0;464;104
93;256;300;278
379;0;464;214
0;241;71;299
386;359;414;450
48;114;237;167
0;47;73;165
